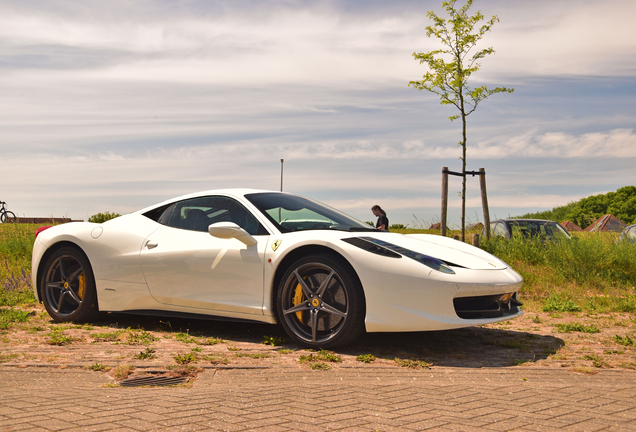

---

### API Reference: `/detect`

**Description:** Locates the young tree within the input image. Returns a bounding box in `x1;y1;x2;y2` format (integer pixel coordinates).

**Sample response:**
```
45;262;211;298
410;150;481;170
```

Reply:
409;0;513;241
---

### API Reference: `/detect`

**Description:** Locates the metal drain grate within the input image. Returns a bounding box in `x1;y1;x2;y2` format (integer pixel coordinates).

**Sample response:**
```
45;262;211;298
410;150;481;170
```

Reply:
119;375;188;387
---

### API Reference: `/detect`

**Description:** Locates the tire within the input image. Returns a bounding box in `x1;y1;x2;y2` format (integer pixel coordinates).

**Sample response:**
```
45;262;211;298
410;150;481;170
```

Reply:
0;212;5;223
277;253;365;349
40;246;100;323
5;211;16;222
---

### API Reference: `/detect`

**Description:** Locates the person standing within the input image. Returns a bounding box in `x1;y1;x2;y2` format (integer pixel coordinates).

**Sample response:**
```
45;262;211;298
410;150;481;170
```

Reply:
372;205;389;231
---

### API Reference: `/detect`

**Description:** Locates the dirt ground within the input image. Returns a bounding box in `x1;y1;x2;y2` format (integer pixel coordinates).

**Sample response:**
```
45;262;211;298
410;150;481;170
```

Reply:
1;305;635;376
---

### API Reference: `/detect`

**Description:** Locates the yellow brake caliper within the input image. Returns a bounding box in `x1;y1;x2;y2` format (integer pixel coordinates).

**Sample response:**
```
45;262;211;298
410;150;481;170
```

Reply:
78;273;85;300
293;283;305;322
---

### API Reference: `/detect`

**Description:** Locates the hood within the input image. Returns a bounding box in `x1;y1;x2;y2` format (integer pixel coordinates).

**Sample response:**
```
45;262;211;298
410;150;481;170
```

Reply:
351;233;508;270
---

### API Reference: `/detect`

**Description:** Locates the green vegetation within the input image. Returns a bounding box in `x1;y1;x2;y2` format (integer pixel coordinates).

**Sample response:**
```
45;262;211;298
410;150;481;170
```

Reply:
356;354;376;364
174;350;199;364
263;335;284;346
516;185;636;227
0;307;30;329
1;224;37;306
87;212;121;224
299;349;342;370
393;358;431;369
46;330;73;346
409;0;513;240
481;234;636;312
554;323;600;334
614;335;636;347
133;348;156;360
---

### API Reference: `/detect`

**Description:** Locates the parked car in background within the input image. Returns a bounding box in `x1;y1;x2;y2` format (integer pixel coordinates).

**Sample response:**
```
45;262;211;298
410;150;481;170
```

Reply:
483;219;572;241
617;224;636;244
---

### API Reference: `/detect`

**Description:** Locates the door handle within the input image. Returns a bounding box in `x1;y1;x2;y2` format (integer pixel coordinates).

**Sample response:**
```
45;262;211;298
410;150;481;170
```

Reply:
146;241;158;249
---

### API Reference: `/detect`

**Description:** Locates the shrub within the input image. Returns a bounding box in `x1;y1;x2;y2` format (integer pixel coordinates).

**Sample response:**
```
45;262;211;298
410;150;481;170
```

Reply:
88;212;121;224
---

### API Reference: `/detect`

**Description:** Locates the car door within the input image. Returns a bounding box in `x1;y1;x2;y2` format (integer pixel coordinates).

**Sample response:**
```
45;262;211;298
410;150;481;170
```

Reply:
140;195;270;316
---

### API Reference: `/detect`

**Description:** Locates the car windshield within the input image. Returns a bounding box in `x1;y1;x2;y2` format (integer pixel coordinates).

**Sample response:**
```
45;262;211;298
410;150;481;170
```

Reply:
245;192;376;233
509;220;571;240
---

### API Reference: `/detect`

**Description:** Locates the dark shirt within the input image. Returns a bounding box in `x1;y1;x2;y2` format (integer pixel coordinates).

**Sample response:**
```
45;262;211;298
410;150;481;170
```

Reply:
376;215;389;231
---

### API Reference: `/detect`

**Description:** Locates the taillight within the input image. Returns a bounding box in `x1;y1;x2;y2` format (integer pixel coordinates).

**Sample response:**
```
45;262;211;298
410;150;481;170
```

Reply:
36;226;53;237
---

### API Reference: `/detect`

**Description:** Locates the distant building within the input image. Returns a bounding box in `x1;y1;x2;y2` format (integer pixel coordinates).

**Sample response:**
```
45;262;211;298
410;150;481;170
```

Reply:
560;221;582;232
429;222;441;230
584;215;627;233
467;222;484;230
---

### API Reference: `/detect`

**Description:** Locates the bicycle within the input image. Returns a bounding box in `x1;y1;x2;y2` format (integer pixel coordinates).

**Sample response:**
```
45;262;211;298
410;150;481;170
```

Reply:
0;201;17;223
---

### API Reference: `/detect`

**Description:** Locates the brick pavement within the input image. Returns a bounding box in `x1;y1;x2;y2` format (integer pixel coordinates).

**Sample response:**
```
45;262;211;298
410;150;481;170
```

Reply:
1;365;635;431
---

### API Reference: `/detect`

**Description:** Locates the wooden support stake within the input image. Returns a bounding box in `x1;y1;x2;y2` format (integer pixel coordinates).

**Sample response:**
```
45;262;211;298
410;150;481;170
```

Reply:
479;168;490;239
441;167;449;237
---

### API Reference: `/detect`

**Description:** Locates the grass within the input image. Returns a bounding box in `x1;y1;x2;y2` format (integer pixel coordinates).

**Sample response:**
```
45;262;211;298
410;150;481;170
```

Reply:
0;307;30;329
2;223;635;316
134;348;156;360
46;330;73;346
480;232;636;312
614;335;636;347
554;323;600;334
393;358;431;369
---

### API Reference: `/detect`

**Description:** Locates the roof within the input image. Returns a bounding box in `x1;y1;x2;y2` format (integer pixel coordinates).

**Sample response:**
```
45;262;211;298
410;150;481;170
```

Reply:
429;222;441;230
467;222;484;229
560;221;582;232
584;214;628;232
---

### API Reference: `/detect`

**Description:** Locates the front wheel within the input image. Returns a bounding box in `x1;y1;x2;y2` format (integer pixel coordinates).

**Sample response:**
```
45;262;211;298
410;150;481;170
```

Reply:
277;254;365;349
40;247;100;322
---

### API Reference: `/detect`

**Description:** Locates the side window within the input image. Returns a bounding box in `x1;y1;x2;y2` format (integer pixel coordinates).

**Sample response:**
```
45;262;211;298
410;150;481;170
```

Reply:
166;196;268;235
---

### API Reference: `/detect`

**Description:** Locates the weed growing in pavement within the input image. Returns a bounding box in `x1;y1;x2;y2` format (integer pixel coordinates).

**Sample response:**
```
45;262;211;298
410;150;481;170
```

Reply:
604;350;624;355
263;335;284;346
91;330;124;343
393;358;431;369
531;315;543;323
133;348;156;360
174;350;199;364
511;358;532;366
299;349;342;370
356;354;376;364
277;348;295;354
227;346;241;351
175;332;196;344
583;354;610;368
88;363;110;372
0;354;19;363
127;329;157;345
233;352;271;359
46;330;73;346
613;335;636;347
618;362;636;370
555;323;600;333
196;337;224;346
0;307;30;329
207;354;229;365
112;364;134;380
307;362;330;370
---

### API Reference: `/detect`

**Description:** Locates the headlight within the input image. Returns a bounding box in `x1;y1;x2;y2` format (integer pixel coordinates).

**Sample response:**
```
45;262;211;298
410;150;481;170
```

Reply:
343;237;455;274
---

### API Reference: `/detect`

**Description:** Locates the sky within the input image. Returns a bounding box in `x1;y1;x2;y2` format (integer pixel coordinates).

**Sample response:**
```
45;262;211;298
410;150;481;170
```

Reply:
1;0;635;228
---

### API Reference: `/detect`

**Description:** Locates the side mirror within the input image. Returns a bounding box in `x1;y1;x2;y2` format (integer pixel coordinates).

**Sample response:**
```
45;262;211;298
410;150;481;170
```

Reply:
208;222;257;247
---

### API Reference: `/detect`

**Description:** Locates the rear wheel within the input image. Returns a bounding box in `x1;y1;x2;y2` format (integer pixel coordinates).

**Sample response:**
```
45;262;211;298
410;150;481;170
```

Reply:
5;211;16;222
40;247;100;322
277;254;365;349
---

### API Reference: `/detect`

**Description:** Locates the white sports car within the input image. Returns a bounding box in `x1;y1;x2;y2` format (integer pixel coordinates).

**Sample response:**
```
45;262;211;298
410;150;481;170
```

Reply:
32;189;523;348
